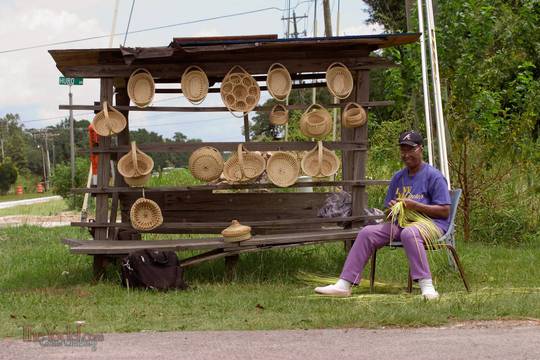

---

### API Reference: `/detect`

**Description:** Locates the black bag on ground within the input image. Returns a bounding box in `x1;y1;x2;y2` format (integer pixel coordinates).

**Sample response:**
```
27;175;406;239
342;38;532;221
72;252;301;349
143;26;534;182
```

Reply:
121;249;188;291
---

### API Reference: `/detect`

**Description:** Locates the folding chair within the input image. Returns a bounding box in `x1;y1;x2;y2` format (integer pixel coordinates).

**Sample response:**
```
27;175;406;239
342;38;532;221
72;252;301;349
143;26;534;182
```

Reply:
369;189;470;293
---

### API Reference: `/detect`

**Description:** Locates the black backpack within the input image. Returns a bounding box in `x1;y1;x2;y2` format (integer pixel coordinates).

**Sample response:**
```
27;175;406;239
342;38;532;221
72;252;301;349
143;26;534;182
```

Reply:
121;249;188;291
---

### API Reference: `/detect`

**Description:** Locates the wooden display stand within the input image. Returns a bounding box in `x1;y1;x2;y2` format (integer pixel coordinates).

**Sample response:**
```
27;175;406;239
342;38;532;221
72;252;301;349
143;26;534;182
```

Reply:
50;34;419;278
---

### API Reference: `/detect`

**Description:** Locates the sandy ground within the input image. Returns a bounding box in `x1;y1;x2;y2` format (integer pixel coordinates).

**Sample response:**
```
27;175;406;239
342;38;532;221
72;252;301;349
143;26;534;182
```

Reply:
0;213;80;228
1;320;539;360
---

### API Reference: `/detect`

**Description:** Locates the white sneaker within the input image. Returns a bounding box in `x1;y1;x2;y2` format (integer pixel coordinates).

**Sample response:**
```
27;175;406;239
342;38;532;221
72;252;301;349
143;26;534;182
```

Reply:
419;278;439;300
422;289;440;300
314;284;352;297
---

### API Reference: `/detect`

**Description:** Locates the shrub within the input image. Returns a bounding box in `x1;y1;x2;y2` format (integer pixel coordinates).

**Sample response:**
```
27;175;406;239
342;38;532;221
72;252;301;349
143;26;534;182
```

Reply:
51;158;90;210
0;162;18;195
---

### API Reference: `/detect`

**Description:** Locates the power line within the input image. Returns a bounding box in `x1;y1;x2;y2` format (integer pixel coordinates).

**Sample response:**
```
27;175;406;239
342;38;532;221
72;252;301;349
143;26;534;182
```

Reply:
123;0;136;46
0;5;309;54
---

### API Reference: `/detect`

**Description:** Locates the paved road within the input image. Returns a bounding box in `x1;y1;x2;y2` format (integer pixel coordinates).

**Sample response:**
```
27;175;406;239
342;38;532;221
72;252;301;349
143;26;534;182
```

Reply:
1;321;539;360
0;196;62;209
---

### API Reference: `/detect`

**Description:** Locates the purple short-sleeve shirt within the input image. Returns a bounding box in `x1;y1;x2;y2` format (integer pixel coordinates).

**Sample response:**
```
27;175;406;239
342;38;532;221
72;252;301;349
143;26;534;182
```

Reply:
384;163;451;233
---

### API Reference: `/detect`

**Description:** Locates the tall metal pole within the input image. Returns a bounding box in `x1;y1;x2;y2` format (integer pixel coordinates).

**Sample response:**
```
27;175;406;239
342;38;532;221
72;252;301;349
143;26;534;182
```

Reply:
312;0;318;105
69;85;75;193
417;0;434;166
109;0;120;47
44;131;51;189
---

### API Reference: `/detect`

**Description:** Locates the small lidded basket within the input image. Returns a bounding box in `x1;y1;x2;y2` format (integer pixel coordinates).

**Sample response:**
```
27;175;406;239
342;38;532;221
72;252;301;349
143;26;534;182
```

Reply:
221;220;252;243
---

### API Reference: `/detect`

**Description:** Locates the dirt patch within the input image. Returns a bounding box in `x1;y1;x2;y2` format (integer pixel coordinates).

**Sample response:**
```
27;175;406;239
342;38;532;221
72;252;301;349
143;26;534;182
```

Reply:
0;213;80;227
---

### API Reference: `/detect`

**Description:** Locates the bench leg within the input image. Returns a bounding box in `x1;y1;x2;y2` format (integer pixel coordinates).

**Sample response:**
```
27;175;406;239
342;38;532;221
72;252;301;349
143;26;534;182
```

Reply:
225;254;239;281
446;245;471;292
92;255;109;281
407;270;413;293
369;250;377;293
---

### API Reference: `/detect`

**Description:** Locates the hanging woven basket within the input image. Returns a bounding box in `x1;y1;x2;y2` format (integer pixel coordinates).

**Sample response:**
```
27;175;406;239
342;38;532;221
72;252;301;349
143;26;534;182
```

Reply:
269;104;289;126
266;63;292;101
189;146;224;182
266;151;300;187
91;101;127;137
222;144;266;183
342;102;367;128
221;219;252;243
301;141;340;178
325;62;354;99
220;65;260;117
127;68;155;108
299;104;332;139
181;65;209;105
117;142;154;187
130;197;163;231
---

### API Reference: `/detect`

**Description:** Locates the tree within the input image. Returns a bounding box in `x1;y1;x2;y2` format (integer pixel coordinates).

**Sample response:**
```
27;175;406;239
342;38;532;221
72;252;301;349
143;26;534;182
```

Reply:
0;161;17;194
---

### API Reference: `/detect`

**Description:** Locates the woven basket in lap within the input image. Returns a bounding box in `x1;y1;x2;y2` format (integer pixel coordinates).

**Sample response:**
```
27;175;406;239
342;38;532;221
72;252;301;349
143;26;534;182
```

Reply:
221;220;252;243
127;68;155;108
325;62;354;99
342;102;367;128
220;66;260;116
92;101;127;137
117;142;154;187
266;63;292;101
266;151;300;187
189;146;224;182
269;104;289;125
301;141;340;178
130;197;163;231
181;65;209;104
222;144;266;183
299;104;332;139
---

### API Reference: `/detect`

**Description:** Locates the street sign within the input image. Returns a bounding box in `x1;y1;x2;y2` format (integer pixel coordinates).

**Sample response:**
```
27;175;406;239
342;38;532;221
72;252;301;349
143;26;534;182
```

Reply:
59;77;83;86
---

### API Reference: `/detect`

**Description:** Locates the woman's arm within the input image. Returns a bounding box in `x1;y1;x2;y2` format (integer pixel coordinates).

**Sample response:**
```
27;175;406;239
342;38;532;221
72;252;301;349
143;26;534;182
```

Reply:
402;198;450;219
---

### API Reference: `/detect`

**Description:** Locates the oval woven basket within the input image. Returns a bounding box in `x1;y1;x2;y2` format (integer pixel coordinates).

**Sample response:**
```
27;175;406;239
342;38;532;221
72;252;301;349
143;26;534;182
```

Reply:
269;104;289;125
92;101;127;137
130;197;163;231
189;146;224;182
221;220;252;243
267;63;292;101
181;65;209;104
117;142;154;187
220;66;260;116
326;62;354;99
222;144;266;183
299;104;332;139
266;151;300;187
342;102;367;128
301;141;340;178
127;68;155;108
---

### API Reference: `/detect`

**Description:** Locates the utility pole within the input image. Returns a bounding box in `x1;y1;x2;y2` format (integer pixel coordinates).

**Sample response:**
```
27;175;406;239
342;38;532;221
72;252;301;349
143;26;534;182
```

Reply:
322;0;333;37
312;0;318;105
69;85;75;197
282;11;307;39
44;130;51;188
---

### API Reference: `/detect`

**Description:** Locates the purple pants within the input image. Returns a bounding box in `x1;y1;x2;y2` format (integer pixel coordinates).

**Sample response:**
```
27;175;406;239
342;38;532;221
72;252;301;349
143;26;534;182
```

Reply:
340;222;432;284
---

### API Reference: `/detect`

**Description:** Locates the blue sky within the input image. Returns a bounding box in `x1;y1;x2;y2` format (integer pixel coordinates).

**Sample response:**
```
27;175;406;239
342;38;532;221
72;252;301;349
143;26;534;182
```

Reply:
0;0;383;141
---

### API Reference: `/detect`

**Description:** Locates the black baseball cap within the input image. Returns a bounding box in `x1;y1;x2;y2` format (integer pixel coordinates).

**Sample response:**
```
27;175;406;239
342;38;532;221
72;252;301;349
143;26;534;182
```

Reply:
399;130;423;147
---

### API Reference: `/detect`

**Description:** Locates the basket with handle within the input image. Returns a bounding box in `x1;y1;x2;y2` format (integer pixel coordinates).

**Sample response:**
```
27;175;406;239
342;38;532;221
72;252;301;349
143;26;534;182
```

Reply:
342;102;367;128
181;65;209;105
269;104;289;125
325;62;354;99
222;143;266;183
188;146;224;182
117;142;154;187
301;141;340;178
127;68;155;108
266;63;292;101
130;197;163;231
299;104;332;139
266;151;300;187
220;65;260;117
92;101;127;137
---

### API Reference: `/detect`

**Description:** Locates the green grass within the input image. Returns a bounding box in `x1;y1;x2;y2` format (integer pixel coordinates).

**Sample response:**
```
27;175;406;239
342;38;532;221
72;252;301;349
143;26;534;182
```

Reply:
0;193;51;203
0;225;539;338
0;199;72;217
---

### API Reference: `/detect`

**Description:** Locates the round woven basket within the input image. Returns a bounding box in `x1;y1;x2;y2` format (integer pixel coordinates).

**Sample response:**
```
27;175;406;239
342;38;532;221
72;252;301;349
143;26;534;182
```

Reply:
221;220;252;243
342;102;367;128
222;144;266;183
127;68;155;108
130;197;163;231
92;101;127;137
269;104;289;125
326;62;354;99
189;146;224;182
301;141;340;178
266;151;300;187
181;65;209;105
117;142;154;187
267;63;292;101
299;104;332;139
220;66;260;116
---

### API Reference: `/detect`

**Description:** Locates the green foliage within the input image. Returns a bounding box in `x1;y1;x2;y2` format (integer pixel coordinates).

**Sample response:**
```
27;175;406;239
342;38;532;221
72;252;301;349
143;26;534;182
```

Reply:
50;158;90;210
0;161;17;195
147;168;201;187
